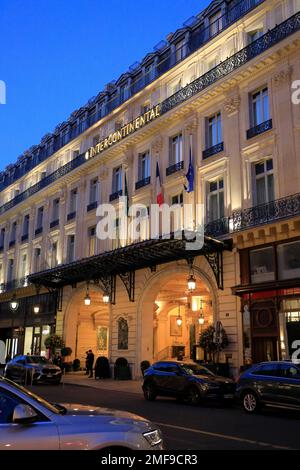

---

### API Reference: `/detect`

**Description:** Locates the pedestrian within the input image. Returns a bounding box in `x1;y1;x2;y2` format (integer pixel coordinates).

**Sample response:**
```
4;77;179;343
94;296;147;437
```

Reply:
85;351;89;375
87;349;94;378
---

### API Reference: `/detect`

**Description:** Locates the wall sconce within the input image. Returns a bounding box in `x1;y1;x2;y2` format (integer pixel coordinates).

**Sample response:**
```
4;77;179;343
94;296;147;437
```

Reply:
103;292;110;304
84;283;91;306
9;294;19;312
33;305;40;314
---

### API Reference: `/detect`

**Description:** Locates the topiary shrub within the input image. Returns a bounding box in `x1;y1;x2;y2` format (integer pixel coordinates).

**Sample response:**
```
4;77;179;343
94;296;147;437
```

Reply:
73;358;81;372
95;356;110;379
114;357;131;380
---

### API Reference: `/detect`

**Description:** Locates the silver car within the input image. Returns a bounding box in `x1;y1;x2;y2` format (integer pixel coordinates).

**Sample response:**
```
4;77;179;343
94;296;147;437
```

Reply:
0;377;164;450
5;355;62;385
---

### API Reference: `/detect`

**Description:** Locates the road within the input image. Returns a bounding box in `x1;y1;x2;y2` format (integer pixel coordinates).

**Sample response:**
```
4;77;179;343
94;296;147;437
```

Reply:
30;383;300;450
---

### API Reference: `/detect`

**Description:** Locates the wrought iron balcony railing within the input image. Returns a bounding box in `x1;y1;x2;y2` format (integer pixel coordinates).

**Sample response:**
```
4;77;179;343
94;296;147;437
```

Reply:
0;277;28;294
0;11;300;217
50;219;59;229
203;142;224;160
246;119;273;139
87;201;98;212
109;190;123;202
205;217;230;238
135;177;151;190
67;211;76;221
166;161;184;176
35;227;43;236
9;240;16;248
21;234;29;243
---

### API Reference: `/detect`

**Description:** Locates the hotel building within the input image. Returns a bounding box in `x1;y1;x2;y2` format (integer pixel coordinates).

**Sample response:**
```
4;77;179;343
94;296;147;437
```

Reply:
0;0;300;377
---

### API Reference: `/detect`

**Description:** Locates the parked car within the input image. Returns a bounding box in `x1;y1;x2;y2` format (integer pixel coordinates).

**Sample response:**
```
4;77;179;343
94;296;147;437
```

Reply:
143;361;236;405
236;361;300;413
5;355;62;385
0;376;164;450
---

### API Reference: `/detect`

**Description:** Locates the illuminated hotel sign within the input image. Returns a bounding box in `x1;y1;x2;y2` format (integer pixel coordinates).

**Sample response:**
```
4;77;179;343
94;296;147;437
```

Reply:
85;104;161;160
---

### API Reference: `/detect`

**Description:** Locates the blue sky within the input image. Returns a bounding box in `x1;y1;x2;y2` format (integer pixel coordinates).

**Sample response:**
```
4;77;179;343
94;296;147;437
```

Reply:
0;0;211;172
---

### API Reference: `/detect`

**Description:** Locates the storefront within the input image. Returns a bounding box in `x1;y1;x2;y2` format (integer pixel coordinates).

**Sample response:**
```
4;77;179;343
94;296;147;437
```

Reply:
234;237;300;364
0;292;57;362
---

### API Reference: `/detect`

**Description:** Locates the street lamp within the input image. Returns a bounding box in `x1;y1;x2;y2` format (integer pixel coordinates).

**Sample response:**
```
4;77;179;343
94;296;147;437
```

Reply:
176;305;183;326
198;313;205;325
103;292;110;304
9;294;19;312
84;284;91;306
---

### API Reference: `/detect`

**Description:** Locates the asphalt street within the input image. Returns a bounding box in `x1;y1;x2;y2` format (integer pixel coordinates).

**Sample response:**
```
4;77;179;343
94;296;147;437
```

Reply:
29;383;300;450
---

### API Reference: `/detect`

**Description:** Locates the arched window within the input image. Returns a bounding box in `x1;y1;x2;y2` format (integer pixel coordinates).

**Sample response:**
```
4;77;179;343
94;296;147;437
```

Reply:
118;317;128;350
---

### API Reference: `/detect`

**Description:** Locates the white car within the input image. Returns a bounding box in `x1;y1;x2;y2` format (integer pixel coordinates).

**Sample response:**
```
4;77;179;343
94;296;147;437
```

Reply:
0;377;164;450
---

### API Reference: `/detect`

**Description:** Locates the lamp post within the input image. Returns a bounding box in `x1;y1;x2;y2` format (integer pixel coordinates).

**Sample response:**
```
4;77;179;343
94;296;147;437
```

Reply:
9;294;19;359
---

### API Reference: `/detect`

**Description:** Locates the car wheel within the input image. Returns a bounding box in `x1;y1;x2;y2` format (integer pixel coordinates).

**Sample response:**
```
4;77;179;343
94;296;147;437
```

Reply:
242;391;260;414
143;382;157;401
186;386;200;406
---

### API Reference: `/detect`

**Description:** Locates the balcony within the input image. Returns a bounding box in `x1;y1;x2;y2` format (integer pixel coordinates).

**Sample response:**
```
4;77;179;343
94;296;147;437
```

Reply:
67;211;76;221
232;193;300;232
109;190;123;202
87;201;98;212
9;240;16;248
203;142;224;160
166;161;184;177
50;219;59;229
35;227;43;237
246;119;272;139
0;277;29;294
21;234;29;243
0;245;3;253
205;217;230;238
135;177;151;191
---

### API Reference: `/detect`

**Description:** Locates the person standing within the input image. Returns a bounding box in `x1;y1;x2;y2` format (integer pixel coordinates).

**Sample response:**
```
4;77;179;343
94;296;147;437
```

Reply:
85;351;89;375
87;349;94;378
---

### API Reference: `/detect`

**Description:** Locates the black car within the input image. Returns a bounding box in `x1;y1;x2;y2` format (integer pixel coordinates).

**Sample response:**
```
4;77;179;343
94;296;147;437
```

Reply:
142;361;236;405
236;361;300;413
5;355;62;385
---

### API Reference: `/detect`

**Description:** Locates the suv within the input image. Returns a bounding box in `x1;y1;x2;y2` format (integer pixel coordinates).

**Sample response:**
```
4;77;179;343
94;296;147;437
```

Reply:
236;361;300;413
5;355;62;385
143;361;235;405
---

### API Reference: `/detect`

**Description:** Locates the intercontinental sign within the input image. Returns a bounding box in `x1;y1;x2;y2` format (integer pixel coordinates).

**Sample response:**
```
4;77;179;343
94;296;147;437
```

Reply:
85;104;161;160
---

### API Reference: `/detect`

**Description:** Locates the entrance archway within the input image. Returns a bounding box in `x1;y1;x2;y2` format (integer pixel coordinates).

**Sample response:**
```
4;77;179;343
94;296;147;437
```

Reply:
138;264;217;365
63;285;110;366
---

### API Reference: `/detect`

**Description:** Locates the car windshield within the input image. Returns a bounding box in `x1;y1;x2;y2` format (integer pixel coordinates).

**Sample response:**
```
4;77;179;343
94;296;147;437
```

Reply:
181;364;215;376
27;356;51;364
1;378;60;415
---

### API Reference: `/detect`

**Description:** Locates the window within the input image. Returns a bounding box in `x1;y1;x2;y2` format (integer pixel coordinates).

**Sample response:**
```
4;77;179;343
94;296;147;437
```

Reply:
23;214;30;237
112;167;122;194
67;235;75;263
171;193;184;232
253;364;280;377
250;246;275;283
69;188;77;214
172;79;182;95
169;134;183;166
145;62;156;84
206;112;222;148
50;242;58;268
88;227;96;257
33;248;41;272
10;221;17;242
210;11;222;37
92;135;100;147
207;178;224;221
278;241;300;280
175;39;185;63
250;87;269;127
0;228;5;248
89;178;98;204
115;120;123;131
280;365;300;379
19;254;27;279
171;193;183;206
7;259;14;282
138;151;150;181
0;389;21;424
52;198;60;222
36;206;44;229
253;159;274;205
112;218;120;250
141;101;151;114
248;30;263;44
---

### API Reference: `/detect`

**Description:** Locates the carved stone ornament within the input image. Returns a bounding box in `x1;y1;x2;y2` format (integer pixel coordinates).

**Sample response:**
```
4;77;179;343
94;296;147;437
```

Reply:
185;117;198;134
223;94;241;116
272;66;293;87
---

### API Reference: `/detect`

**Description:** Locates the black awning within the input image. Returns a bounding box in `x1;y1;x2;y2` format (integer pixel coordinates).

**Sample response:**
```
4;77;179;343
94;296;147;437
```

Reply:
28;235;232;293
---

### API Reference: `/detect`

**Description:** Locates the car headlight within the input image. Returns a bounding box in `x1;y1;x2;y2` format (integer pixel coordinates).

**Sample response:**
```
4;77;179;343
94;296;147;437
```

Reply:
143;429;162;447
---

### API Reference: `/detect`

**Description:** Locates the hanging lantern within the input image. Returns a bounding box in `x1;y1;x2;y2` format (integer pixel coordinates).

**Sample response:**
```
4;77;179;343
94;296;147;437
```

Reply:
187;274;196;291
103;292;110;304
84;284;91;306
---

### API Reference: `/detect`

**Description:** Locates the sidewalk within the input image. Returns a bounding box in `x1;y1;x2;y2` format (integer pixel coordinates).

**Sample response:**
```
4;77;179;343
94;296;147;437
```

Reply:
61;372;143;395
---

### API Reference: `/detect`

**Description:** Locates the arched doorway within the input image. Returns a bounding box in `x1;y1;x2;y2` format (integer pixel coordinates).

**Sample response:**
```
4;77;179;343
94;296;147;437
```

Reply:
138;264;217;365
63;285;110;365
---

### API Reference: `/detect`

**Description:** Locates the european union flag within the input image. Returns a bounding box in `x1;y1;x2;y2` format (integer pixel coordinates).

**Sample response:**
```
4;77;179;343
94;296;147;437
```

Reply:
184;141;194;193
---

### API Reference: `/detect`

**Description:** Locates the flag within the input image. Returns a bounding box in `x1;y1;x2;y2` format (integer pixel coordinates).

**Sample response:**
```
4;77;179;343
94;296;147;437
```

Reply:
184;138;194;193
124;172;129;215
156;162;163;206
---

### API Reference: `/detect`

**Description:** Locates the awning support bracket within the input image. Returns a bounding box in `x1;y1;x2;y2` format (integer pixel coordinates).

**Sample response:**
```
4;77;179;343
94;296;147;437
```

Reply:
118;271;135;302
204;251;224;290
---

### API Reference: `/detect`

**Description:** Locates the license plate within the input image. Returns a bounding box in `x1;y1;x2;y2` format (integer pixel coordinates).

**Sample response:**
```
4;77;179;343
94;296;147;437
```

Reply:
47;373;53;378
223;394;234;399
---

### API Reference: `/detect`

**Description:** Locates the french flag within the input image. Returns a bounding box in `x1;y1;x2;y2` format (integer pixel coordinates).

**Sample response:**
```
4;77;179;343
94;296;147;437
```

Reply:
156;162;163;206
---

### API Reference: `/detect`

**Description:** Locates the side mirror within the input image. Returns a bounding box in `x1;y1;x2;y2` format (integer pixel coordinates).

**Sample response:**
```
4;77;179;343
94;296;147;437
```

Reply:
12;404;38;425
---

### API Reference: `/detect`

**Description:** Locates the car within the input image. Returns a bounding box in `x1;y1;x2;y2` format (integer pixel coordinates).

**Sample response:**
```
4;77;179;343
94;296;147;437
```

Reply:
236;361;300;414
0;376;164;450
142;361;236;405
5;355;62;385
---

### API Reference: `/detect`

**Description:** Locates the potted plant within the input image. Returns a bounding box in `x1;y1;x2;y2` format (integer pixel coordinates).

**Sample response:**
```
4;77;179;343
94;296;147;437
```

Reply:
44;334;64;358
72;359;81;372
61;347;73;373
199;323;229;376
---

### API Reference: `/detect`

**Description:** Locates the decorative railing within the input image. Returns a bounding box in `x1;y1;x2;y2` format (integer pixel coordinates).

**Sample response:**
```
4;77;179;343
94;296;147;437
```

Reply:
246;119;273;139
35;227;43;236
109;190;123;202
21;234;29;243
9;240;16;248
87;201;98;212
166;161;184;176
232;193;300;231
0;277;28;293
203;142;224;160
50;219;59;229
205;217;230;238
67;211;76;221
0;11;300;217
135;177;151;190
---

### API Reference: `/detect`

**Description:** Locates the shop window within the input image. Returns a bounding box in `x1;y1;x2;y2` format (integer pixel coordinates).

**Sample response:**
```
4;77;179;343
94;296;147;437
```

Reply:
278;240;300;280
249;246;275;283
